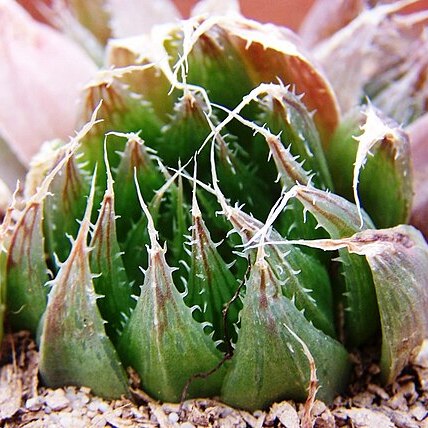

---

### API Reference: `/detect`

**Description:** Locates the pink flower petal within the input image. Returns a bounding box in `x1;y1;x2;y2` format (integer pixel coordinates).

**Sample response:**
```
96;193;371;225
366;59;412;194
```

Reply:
0;0;96;165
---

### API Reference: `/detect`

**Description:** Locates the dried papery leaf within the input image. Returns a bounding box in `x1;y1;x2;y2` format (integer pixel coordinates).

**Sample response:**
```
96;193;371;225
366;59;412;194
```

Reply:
109;132;164;241
283;225;428;383
312;0;428;118
221;250;350;411
299;0;365;47
407;112;428;237
294;185;379;346
328;106;412;228
117;175;225;402
185;187;241;344
39;173;130;398
78;67;163;173
191;0;240;16
89;150;134;342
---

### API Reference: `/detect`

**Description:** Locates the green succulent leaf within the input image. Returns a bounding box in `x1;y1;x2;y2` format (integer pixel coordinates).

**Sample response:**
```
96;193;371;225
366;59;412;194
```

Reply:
294;185;380;346
111;132;164;240
79;71;163;174
5;148;80;333
43;152;90;265
158;92;212;165
121;214;149;291
217;195;336;338
214;133;274;221
117;182;225;402
39;175;130;399
185;191;241;344
165;20;254;112
6;201;49;334
290;226;428;384
327;105;412;228
221;252;350;411
254;84;333;191
89;159;135;342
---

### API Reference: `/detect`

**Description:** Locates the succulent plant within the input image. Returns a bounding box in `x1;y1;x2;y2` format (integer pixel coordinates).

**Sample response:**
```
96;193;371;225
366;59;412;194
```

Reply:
2;12;428;412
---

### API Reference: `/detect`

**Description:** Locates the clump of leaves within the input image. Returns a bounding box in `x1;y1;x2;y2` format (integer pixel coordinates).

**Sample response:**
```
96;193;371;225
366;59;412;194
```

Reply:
2;14;428;412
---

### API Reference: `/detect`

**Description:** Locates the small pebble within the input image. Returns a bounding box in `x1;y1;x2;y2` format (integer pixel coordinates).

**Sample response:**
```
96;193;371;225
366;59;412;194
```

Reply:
45;390;70;411
25;397;43;412
168;412;179;423
97;402;110;413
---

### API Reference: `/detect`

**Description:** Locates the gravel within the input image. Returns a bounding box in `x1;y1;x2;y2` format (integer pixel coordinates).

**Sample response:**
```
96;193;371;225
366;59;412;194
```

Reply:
1;331;427;427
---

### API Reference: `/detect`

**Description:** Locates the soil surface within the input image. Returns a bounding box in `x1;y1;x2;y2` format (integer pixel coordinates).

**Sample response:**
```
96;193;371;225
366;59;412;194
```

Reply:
0;332;427;427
